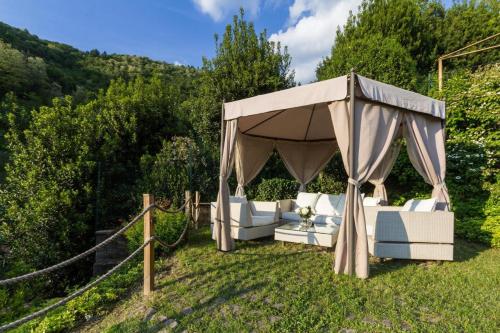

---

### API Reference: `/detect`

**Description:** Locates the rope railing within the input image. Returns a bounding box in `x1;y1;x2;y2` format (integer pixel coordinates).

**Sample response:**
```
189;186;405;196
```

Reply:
0;192;200;331
0;238;153;332
0;204;155;286
0;196;196;287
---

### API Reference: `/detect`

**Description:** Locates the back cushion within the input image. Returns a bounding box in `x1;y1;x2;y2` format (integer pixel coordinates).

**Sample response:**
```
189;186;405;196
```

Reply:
315;194;340;215
363;196;381;207
333;194;346;216
230;196;247;204
295;192;320;209
402;198;437;212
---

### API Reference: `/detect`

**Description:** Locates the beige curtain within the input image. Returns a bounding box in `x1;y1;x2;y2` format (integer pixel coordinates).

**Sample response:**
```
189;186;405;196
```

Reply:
234;133;275;196
276;140;337;191
368;135;402;205
403;112;450;210
215;119;238;251
329;100;403;278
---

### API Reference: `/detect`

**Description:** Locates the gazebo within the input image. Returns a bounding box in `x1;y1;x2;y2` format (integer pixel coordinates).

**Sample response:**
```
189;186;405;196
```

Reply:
214;71;450;278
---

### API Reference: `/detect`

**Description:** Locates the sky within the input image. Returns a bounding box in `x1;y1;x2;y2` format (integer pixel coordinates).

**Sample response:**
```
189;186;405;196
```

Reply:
0;0;453;83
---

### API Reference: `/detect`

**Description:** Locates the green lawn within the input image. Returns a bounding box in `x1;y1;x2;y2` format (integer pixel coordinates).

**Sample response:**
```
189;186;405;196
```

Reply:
81;226;499;333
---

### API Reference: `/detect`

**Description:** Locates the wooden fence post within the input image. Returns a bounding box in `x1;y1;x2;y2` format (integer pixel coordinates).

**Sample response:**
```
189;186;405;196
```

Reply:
438;57;443;91
185;190;192;222
194;191;200;229
143;194;154;296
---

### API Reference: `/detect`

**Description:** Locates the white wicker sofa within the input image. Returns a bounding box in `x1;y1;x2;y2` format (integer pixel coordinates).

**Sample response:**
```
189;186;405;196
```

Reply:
279;192;345;226
365;198;454;261
210;197;280;240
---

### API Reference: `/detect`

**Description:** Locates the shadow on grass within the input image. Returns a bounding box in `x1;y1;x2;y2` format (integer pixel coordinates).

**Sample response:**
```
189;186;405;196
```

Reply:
154;247;308;291
185;226;487;280
368;238;487;277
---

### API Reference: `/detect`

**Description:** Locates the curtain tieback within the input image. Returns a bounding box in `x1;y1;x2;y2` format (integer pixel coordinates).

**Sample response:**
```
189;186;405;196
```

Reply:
434;182;446;189
348;178;361;187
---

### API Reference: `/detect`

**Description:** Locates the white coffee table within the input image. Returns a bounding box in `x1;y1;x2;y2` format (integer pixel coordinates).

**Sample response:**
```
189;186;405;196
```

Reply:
274;222;340;248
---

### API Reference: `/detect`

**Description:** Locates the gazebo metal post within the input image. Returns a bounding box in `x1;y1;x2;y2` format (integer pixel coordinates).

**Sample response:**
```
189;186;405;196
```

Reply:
347;69;356;275
217;101;225;248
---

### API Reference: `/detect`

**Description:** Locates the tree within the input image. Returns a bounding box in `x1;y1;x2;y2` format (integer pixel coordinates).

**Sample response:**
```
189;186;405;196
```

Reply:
0;97;96;280
440;0;500;71
0;40;49;99
317;33;418;90
186;9;295;153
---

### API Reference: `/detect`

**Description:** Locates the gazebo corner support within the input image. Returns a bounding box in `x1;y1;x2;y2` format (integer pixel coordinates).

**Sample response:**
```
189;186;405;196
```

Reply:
347;69;356;276
217;101;225;249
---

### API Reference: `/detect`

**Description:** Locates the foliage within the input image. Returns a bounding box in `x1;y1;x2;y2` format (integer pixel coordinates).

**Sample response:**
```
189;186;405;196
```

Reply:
6;260;145;333
441;0;500;72
317;0;499;92
0;96;96;277
90;76;187;226
307;173;346;195
318;0;444;90
125;211;187;254
317;33;418;90
438;64;499;247
0;21;198;106
138;137;213;206
254;178;298;201
0;40;49;104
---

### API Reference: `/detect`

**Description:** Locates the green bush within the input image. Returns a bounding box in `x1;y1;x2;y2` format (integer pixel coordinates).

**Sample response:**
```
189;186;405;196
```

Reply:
124;210;187;254
9;261;144;333
254;178;298;201
307;173;346;194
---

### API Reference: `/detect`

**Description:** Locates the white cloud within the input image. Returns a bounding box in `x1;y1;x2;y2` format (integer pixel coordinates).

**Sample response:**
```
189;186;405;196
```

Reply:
270;0;361;83
192;0;261;21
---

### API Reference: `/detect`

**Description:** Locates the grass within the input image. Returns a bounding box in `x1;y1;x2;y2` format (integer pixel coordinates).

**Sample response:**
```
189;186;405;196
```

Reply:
79;226;499;333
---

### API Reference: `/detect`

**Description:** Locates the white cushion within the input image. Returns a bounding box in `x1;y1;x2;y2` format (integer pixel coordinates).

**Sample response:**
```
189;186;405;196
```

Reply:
401;198;437;212
230;196;247;204
315;194;340;215
251;215;276;227
282;211;300;222
333;194;346;216
295;192;320;209
311;215;342;225
366;224;374;237
363;197;381;207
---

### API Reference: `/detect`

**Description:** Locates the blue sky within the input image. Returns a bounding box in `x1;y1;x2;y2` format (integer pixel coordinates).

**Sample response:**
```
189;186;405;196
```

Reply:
0;0;453;83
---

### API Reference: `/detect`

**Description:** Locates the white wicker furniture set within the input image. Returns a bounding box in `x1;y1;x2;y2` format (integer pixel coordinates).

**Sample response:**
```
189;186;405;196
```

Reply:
211;192;454;261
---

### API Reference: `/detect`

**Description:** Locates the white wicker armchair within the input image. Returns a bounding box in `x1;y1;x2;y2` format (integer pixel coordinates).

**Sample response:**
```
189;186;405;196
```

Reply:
365;206;454;261
210;200;280;240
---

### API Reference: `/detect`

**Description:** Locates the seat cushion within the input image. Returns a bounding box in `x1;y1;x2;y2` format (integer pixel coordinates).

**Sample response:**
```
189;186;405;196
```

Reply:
311;215;342;225
315;194;340;215
295;192;320;209
333;194;346;216
251;215;277;227
402;198;437;212
282;211;300;222
363;196;381;207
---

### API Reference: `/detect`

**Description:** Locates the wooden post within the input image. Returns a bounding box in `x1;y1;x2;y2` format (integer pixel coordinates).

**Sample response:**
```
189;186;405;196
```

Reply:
347;69;356;276
143;194;154;296
185;190;192;223
438;57;443;92
194;191;200;229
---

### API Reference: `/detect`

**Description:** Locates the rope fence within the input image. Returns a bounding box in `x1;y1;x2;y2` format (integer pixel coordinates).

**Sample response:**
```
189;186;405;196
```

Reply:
0;239;153;332
0;204;154;286
0;191;202;332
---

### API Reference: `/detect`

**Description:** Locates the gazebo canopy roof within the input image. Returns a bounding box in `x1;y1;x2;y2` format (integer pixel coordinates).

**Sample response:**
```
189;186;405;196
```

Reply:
224;74;444;142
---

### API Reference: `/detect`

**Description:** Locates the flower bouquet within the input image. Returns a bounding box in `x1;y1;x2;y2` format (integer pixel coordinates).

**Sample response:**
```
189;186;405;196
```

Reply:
295;206;315;229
